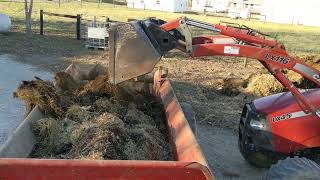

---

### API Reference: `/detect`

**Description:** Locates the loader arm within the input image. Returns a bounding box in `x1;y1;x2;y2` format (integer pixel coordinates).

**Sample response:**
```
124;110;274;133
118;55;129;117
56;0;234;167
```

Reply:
108;17;320;118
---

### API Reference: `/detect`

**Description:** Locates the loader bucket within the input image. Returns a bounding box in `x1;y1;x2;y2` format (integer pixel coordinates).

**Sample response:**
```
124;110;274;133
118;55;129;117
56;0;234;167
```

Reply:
108;22;162;84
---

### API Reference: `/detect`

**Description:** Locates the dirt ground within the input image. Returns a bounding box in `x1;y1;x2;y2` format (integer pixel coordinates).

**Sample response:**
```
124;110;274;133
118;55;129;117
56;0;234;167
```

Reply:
160;51;268;131
197;125;267;179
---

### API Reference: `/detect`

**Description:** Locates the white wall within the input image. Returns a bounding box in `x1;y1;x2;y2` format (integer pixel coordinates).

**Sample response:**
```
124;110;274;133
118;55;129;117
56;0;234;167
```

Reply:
228;7;250;19
127;0;188;12
191;0;207;11
261;0;320;27
191;0;228;12
214;0;229;12
127;0;147;9
227;0;261;19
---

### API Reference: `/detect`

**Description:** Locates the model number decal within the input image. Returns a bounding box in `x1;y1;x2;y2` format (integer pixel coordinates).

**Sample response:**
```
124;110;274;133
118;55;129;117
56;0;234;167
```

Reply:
272;111;311;123
272;113;292;123
264;54;289;64
224;46;240;55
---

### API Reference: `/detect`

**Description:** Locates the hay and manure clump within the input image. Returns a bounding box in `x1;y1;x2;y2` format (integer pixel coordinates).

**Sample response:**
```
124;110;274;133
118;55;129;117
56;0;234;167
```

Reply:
14;66;173;161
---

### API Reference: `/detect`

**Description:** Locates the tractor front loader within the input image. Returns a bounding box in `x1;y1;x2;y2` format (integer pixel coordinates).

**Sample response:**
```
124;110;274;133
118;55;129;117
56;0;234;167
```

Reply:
108;16;320;176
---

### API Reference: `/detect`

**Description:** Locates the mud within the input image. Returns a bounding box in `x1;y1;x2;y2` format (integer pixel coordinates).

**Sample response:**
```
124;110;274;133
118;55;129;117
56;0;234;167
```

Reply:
15;70;173;161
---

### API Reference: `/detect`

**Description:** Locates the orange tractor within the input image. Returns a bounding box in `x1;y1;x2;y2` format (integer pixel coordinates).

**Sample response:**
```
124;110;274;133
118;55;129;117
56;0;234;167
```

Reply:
108;17;320;178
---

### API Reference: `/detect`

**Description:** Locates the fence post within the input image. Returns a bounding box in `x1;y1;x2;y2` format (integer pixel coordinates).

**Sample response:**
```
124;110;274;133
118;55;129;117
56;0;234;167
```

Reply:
59;0;61;8
40;10;44;35
76;14;81;40
243;57;248;67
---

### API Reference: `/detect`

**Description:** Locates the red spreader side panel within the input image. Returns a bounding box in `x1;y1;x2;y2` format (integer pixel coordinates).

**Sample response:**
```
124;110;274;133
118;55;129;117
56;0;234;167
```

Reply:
0;159;211;180
153;70;212;177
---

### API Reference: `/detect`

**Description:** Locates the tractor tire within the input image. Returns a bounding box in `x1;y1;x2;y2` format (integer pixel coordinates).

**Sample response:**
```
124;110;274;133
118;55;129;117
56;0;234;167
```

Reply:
264;157;320;180
238;133;275;168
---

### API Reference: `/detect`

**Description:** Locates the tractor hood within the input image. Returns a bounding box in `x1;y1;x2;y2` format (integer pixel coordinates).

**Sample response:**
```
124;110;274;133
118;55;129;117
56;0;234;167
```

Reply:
253;88;320;115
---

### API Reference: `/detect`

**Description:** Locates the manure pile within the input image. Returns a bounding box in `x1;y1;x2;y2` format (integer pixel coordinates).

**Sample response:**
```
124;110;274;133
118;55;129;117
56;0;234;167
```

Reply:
14;69;173;161
220;55;320;97
220;74;283;97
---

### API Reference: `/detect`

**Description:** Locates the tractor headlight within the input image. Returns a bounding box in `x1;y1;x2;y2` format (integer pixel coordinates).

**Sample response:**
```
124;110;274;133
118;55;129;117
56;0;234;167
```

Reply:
249;115;267;130
250;120;265;129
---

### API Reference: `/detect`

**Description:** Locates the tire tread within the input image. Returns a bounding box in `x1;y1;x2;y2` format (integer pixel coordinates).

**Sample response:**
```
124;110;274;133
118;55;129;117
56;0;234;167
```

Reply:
265;157;320;180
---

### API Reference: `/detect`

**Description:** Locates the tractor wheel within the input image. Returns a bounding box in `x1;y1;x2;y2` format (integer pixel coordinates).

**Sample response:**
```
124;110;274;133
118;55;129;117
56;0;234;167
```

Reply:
264;157;320;180
238;133;275;168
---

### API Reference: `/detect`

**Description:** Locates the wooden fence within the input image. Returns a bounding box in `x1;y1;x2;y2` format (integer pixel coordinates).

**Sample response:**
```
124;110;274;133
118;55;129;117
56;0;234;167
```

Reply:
40;10;81;40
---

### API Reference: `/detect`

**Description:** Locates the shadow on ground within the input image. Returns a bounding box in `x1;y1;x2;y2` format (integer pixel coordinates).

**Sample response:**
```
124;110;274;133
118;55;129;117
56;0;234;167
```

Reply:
169;79;258;132
0;17;107;71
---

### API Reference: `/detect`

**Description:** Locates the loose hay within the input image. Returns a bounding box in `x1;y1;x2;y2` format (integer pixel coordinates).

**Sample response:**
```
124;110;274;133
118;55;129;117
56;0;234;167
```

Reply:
54;72;79;92
16;71;173;161
220;77;247;96
30;117;63;157
247;74;284;96
218;55;320;98
13;78;64;117
66;105;91;123
77;75;128;101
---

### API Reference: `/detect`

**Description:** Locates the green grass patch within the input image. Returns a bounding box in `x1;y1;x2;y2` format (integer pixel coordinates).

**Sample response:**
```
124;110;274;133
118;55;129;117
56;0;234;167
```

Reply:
1;1;320;55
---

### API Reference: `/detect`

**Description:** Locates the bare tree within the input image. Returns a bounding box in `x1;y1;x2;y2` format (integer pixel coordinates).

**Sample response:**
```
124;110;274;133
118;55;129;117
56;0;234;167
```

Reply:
24;0;33;34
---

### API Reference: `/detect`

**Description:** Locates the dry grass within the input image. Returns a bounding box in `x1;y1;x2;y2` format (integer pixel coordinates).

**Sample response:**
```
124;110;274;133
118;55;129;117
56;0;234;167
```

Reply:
66;105;91;123
20;70;173;161
54;72;79;92
247;74;283;97
31;117;63;158
13;78;64;117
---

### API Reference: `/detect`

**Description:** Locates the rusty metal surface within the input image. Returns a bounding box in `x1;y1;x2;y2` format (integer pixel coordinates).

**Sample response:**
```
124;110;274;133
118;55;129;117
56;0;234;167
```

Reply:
108;22;162;84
